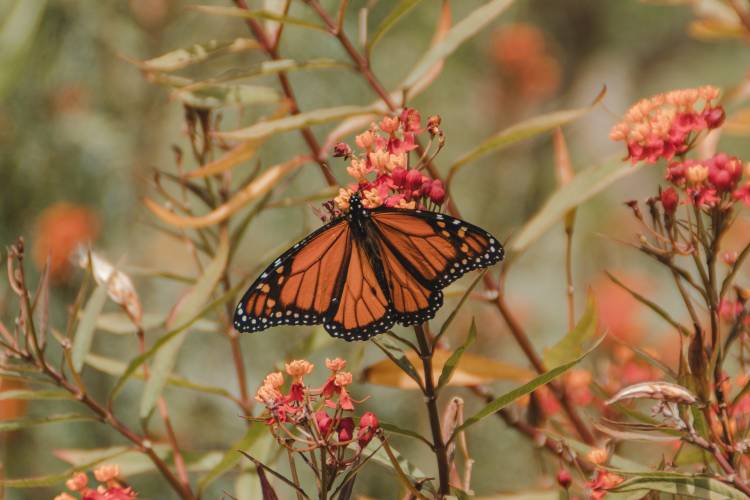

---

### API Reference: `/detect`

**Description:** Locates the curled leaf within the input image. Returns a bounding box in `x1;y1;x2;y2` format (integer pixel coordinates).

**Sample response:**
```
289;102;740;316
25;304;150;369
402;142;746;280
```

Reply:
185;140;262;179
144;156;309;228
73;248;142;325
606;381;697;406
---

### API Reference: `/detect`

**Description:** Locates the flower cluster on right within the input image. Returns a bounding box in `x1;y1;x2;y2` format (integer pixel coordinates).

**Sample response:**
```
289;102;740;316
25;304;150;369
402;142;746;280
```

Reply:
610;86;750;211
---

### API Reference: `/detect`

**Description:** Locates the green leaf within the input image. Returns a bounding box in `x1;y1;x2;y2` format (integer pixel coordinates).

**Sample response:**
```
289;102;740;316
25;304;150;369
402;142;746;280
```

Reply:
216;105;379;141
371;338;423;390
140;230;230;418
137;38;260;72
0;413;98;432
71;280;109;372
188;59;351;88
0;389;73;401
367;0;426;53
511;157;641;254
365;440;433;493
54;445;169;477
379;422;432;448
0;0;47;100
452;335;604;439
108;276;244;403
543;294;597;368
85;353;235;400
94;312;217;335
610;474;748;499
1;447;129;488
446;94;604;185
437;318;477;389
173;84;279;110
189;5;327;32
401;0;515;89
434;269;485;343
197;424;266;494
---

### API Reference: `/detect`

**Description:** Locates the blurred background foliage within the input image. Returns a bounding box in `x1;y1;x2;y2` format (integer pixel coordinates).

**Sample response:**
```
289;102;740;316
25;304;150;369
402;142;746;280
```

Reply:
1;0;750;498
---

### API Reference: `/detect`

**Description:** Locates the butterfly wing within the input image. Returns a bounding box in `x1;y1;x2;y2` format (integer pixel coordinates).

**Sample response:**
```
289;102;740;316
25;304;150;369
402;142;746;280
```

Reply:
369;208;504;325
323;237;395;341
234;218;351;332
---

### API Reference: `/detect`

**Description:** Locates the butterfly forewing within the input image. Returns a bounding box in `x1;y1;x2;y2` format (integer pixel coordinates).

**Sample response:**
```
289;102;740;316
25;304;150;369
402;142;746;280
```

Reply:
234;219;350;332
371;209;504;290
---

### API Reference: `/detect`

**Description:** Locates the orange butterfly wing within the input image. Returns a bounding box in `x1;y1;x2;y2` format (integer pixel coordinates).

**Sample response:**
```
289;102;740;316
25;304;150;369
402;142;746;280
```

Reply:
234;219;350;332
370;209;504;325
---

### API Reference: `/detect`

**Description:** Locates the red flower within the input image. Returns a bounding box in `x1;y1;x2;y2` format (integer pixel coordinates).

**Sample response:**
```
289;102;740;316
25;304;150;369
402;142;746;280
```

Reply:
588;470;623;499
357;412;379;447
660;186;678;214
556;469;572;489
405;169;423;191
315;409;333;437
400;108;422;133
337;417;354;442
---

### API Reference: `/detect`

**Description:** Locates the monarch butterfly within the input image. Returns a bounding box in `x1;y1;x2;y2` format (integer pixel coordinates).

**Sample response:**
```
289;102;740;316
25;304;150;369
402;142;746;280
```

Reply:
233;192;503;341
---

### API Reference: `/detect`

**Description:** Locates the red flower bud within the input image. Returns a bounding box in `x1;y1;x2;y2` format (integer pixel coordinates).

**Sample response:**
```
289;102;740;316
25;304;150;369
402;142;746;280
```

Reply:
556;468;572;489
357;412;379;447
391;167;407;187
429;180;445;205
337;417;354;442
660;186;678;215
704;106;725;129
420;178;433;196
315;410;333;436
333;142;352;158
405;169;423;191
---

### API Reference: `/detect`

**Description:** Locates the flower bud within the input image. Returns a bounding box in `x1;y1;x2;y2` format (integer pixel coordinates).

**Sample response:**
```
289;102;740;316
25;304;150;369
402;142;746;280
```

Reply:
686;164;708;185
325;358;346;372
355;131;375;149
556;468;572;489
722;250;738;266
391;167;407;187
420;178;433;197
357;412;379;448
333;142;352;158
660;187;678;215
315;410;333;436
427;114;441;135
94;464;120;482
337;417;355;442
405;169;423;191
66;472;88;492
704;106;725;129
379;116;400;134
429;180;446;205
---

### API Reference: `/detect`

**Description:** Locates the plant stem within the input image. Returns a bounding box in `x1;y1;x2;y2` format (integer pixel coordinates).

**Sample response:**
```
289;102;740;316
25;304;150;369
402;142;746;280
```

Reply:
414;324;450;497
564;212;576;332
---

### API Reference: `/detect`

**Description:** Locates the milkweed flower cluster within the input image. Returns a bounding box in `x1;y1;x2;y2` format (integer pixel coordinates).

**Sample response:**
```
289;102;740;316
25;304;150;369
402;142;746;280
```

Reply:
54;465;136;500
332;108;446;212
254;357;380;460
609;86;724;164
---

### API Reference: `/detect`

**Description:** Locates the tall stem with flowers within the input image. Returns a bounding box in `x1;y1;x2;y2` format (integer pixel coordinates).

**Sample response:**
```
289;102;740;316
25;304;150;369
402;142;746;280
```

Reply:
598;85;750;496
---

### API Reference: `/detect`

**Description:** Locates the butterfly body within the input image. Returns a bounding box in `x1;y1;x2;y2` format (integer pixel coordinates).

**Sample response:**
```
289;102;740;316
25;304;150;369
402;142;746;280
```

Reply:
234;192;503;341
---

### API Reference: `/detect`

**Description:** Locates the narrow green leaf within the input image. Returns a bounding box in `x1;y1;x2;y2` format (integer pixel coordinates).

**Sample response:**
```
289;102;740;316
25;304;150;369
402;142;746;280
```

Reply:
1;448;129;488
140;231;230;418
108;276;244;402
447;94;604;184
543;294;597;368
511;157;640;254
610;474;748;499
0;389;73;401
437;318;477;389
452;336;604;438
401;0;515;89
189;5;327;32
71;280;109;372
435;269;485;343
187;59;351;89
366;440;434;495
0;0;47;99
367;0;426;53
137;38;260;72
86;353;235;400
173;84;279;110
54;446;169;477
216;105;379;141
197;424;266;493
379;422;433;448
0;413;98;432
371;338;423;390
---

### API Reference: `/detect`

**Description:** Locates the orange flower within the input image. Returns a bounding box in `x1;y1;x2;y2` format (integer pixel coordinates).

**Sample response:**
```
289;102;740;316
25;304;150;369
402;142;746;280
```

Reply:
54;494;76;500
65;472;88;492
32;202;99;281
325;358;347;372
586;447;609;465
334;371;353;387
263;372;285;388
93;464;120;482
285;360;314;381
